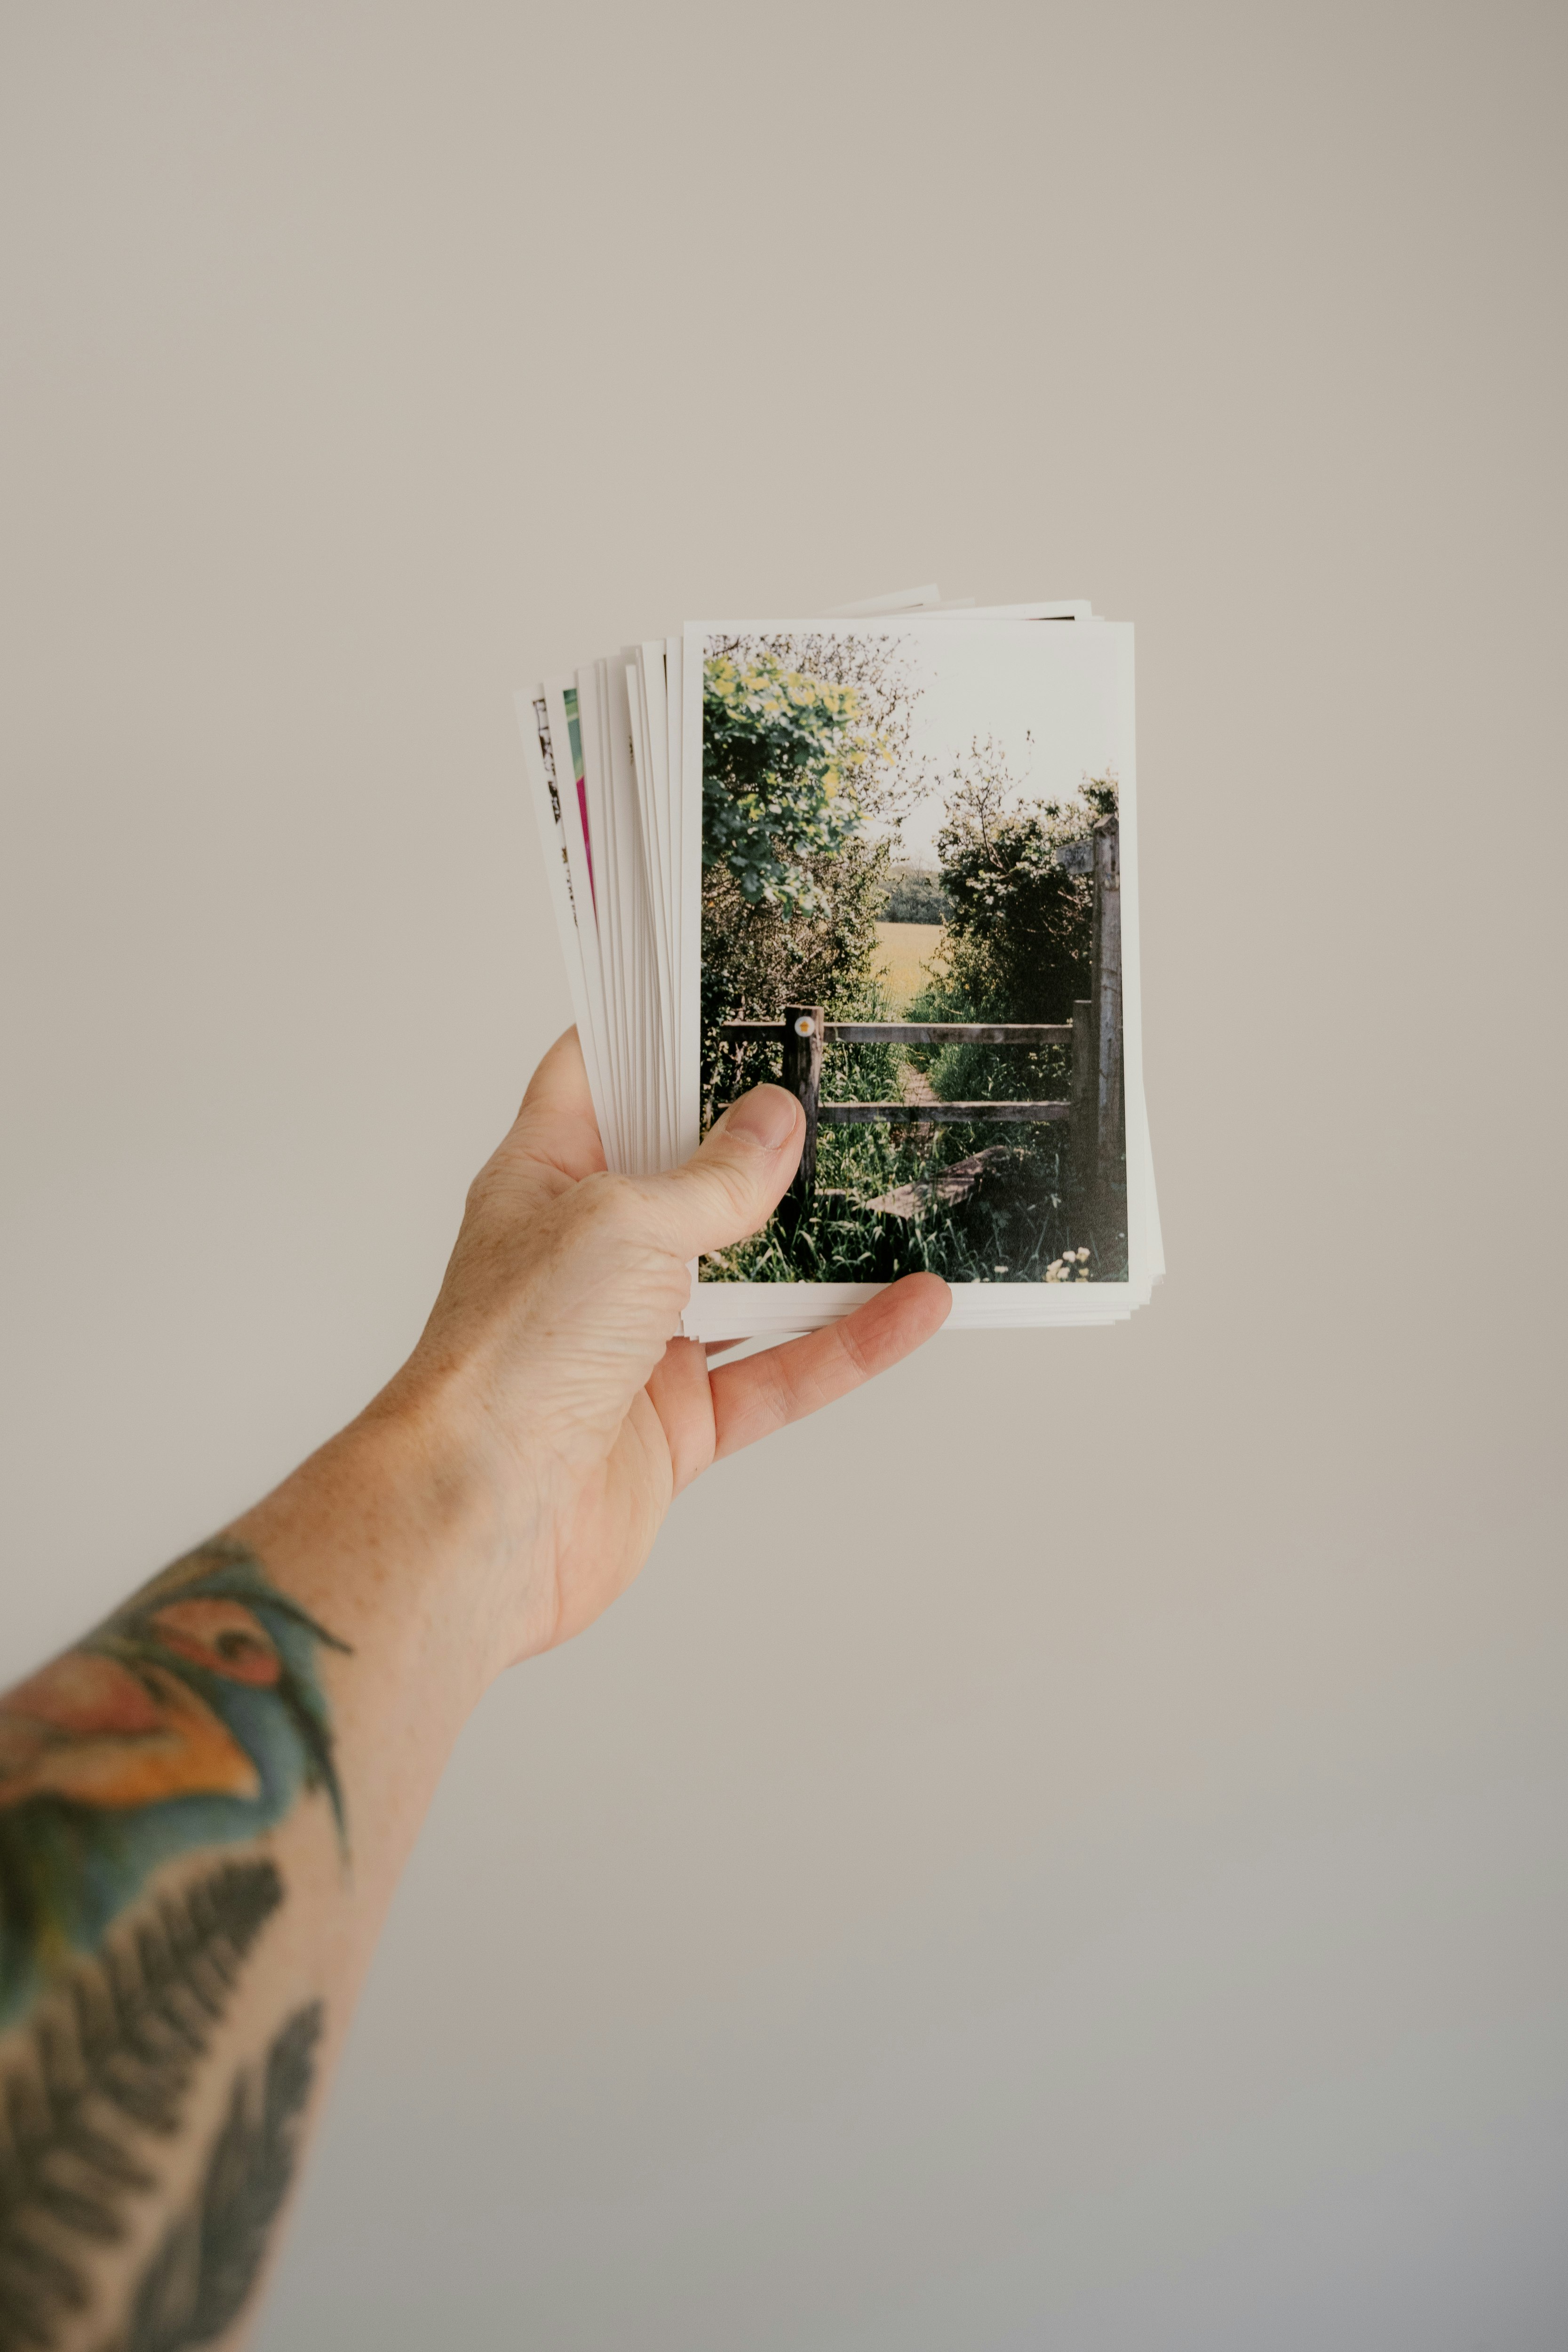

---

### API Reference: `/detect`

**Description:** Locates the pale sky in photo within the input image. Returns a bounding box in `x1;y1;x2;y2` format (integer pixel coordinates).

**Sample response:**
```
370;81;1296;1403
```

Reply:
868;621;1121;869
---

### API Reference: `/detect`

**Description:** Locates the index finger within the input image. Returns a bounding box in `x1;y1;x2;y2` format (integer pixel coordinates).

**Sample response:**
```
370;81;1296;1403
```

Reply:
708;1274;951;1460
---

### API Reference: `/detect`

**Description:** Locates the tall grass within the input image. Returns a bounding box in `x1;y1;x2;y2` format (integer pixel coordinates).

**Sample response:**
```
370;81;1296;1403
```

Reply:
702;1112;1124;1287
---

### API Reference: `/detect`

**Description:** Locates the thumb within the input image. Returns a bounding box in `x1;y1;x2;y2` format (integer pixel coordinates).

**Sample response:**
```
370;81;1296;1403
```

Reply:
641;1085;805;1260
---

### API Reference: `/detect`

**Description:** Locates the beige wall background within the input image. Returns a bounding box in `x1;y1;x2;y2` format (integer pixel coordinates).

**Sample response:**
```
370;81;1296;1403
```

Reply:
2;4;1565;2345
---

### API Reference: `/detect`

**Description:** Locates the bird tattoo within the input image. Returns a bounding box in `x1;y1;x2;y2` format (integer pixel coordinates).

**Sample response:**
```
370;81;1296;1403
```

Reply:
0;1540;351;2032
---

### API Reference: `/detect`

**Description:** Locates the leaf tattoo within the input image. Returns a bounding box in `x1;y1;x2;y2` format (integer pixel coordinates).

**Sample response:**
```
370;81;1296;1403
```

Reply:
0;1859;283;2352
108;2002;323;2352
0;1542;350;2040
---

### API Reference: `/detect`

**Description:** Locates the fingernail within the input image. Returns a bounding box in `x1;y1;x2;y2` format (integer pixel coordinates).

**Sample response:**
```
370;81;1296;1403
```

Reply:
723;1085;800;1151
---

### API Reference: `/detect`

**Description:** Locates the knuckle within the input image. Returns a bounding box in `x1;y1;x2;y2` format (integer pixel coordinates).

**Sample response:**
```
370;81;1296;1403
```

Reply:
708;1171;758;1230
462;1159;503;1220
755;1355;795;1430
572;1171;644;1237
834;1318;875;1382
555;1176;685;1296
704;1151;767;1229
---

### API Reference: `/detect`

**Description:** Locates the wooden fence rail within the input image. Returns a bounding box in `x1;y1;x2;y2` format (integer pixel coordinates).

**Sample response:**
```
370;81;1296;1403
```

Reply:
720;1022;1074;1045
819;1101;1070;1124
713;814;1123;1227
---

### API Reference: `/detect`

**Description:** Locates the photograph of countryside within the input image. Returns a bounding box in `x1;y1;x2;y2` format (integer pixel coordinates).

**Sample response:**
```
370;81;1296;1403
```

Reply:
699;624;1128;1286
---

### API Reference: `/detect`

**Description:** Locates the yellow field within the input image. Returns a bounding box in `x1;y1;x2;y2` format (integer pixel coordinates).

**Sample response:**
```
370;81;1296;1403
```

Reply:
873;922;945;1015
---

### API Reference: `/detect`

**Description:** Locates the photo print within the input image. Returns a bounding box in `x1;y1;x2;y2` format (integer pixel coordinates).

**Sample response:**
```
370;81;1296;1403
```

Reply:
690;616;1141;1316
519;589;1157;1338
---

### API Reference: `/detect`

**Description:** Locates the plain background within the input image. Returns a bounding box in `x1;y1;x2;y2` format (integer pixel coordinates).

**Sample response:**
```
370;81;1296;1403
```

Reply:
2;4;1565;2346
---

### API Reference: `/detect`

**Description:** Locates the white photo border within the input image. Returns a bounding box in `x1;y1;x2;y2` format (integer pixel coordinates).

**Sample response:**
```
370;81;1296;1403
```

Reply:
680;617;1146;1338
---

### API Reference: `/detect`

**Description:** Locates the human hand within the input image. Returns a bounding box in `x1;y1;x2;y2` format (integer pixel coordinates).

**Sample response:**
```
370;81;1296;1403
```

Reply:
0;1028;945;2348
386;1030;950;1672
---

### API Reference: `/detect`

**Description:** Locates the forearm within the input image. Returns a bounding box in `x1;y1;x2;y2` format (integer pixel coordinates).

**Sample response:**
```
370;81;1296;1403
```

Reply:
0;1042;945;2351
0;1397;503;2352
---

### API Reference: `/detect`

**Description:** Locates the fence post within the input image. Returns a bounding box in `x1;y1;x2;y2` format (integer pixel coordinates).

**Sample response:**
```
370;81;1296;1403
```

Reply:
781;1004;824;1220
1069;999;1095;1203
1090;817;1123;1212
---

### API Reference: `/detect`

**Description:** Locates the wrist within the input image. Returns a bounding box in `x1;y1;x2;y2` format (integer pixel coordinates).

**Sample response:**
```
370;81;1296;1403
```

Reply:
228;1367;550;1714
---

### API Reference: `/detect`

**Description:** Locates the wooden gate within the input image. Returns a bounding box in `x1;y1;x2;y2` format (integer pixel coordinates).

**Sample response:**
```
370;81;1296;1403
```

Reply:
715;816;1123;1226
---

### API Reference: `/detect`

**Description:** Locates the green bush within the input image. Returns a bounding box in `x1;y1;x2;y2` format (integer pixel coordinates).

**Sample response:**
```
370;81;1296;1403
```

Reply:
700;849;900;1125
880;866;952;922
698;672;1128;1287
702;652;888;914
923;749;1116;1021
908;754;1115;1105
700;638;919;1123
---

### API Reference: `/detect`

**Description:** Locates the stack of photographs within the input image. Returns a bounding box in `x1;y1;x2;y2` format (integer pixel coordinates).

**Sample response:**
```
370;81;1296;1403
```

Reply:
517;586;1162;1339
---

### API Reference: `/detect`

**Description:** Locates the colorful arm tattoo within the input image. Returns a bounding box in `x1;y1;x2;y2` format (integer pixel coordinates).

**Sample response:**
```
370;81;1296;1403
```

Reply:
0;1542;349;2351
